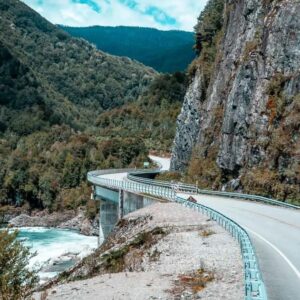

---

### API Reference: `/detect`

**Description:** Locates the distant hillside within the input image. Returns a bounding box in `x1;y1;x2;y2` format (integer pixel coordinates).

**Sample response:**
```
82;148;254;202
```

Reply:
61;26;196;73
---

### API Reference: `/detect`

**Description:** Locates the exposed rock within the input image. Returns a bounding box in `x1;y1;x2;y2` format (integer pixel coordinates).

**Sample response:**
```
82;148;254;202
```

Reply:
80;218;98;236
0;207;23;224
8;209;98;236
170;69;204;171
9;211;75;228
171;0;300;201
58;210;98;236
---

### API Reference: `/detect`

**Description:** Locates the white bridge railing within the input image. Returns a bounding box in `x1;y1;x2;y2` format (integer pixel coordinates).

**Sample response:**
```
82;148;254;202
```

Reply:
127;171;300;210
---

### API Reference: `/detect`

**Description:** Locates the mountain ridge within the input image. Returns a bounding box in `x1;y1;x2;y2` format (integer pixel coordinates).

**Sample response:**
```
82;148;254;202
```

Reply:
61;25;196;73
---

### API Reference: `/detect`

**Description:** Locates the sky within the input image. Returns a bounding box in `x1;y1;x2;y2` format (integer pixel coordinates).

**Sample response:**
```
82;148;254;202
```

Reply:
22;0;208;31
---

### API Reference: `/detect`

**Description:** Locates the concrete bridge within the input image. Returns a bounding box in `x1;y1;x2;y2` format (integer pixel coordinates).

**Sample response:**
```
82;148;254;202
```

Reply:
87;156;300;300
91;178;162;244
88;156;170;244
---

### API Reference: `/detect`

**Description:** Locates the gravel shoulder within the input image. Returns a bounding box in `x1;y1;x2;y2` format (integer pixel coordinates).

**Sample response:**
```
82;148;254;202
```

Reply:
34;203;243;300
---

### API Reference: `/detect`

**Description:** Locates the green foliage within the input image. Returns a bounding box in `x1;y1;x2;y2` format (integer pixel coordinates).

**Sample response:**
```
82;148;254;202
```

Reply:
0;0;156;137
189;0;224;91
96;72;187;152
155;171;182;182
61;25;195;73
0;126;148;210
0;0;187;214
194;0;224;47
0;0;168;212
0;229;39;300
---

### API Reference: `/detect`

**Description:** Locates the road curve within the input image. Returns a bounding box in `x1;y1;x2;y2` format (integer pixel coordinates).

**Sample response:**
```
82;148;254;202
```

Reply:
178;193;300;300
148;155;170;171
91;156;300;299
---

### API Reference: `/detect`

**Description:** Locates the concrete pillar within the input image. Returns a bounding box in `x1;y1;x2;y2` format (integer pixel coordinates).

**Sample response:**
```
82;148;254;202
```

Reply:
98;199;119;246
123;191;144;215
94;185;159;245
118;189;124;219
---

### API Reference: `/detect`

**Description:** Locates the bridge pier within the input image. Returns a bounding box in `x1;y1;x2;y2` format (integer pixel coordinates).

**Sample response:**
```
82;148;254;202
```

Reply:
98;200;119;245
93;185;159;245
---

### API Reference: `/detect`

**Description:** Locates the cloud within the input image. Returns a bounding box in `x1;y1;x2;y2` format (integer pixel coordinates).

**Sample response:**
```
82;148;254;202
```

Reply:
22;0;208;31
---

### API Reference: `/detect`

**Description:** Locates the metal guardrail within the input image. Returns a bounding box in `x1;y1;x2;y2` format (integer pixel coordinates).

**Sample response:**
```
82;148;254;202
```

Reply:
87;169;269;300
128;172;300;210
87;171;175;201
176;196;268;300
128;173;198;193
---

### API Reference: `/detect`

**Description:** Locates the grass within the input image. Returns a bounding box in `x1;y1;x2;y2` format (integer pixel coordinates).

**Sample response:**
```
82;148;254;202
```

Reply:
169;268;215;296
149;248;161;262
199;229;216;237
101;227;166;273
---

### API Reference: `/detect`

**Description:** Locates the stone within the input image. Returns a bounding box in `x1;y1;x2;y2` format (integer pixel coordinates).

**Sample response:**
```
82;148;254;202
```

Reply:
171;0;300;196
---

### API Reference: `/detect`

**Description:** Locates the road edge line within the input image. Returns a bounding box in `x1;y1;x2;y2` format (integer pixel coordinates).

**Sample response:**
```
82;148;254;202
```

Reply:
244;226;300;280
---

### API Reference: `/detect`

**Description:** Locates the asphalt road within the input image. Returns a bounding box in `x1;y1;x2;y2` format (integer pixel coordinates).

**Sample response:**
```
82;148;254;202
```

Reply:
149;155;170;171
178;193;300;300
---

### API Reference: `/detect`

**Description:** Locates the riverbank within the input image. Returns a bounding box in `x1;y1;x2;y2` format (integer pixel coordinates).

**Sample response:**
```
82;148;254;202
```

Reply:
34;202;243;300
3;208;98;236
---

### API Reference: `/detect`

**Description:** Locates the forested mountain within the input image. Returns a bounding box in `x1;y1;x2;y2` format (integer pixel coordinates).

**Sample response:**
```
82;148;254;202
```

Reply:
61;26;195;73
0;0;156;134
96;72;187;151
0;0;186;213
171;0;300;205
0;0;153;212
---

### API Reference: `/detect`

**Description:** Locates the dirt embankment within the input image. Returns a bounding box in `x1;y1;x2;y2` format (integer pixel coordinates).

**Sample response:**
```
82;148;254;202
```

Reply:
35;202;243;300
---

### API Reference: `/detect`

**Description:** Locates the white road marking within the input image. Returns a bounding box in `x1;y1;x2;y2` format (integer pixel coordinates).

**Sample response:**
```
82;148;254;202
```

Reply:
244;225;300;280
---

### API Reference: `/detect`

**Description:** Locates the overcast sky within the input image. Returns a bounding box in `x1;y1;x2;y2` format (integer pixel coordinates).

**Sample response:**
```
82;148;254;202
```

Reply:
22;0;208;31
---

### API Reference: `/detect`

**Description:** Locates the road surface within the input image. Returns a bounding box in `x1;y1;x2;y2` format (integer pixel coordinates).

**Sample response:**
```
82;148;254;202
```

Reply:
177;193;300;300
149;155;170;171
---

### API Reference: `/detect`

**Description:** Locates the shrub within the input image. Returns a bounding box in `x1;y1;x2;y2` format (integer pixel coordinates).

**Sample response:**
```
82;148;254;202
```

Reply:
0;229;38;300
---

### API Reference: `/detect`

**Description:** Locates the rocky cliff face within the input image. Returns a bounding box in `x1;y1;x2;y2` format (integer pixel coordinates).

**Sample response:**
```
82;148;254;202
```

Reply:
171;0;300;202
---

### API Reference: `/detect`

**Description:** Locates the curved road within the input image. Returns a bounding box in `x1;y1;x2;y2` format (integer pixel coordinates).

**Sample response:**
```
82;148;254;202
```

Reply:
178;193;300;300
95;156;300;299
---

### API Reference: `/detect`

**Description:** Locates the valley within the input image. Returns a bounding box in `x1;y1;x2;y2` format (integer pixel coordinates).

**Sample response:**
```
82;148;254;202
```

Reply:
0;0;299;299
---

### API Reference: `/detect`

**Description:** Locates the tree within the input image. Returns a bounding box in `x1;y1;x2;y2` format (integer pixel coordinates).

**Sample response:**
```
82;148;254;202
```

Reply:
0;229;38;300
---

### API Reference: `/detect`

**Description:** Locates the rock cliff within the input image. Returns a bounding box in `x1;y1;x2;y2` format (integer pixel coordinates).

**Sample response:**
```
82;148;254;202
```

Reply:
171;0;300;203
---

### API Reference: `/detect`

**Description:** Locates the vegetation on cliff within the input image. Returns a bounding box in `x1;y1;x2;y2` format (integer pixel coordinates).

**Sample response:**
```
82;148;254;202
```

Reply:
172;0;300;204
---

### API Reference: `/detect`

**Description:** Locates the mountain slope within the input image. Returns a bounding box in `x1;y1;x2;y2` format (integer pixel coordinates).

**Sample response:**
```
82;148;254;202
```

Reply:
0;0;158;211
61;26;195;73
0;0;156;135
171;0;300;204
96;72;188;152
0;41;84;134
